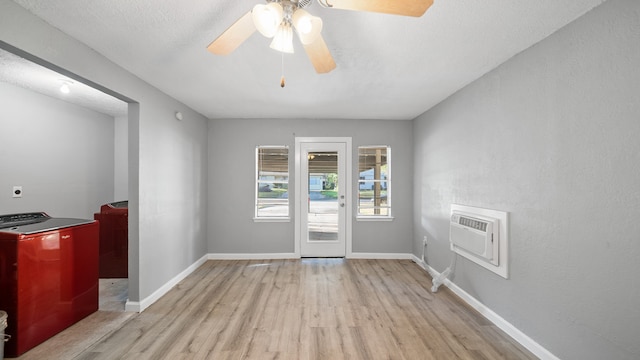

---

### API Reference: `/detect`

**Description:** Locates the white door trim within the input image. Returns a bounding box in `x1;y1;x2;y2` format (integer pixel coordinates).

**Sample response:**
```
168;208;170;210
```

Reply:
294;137;352;257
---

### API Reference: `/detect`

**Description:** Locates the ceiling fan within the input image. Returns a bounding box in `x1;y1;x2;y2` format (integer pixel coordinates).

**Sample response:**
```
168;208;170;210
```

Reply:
207;0;434;75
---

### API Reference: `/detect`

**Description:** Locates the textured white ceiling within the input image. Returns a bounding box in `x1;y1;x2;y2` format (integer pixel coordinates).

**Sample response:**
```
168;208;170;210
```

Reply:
9;0;607;120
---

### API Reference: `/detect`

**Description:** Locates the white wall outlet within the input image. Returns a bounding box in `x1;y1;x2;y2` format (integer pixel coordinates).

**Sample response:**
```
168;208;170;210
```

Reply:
13;186;23;198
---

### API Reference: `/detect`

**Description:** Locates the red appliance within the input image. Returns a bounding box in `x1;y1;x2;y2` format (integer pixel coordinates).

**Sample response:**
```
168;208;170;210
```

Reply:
0;212;99;358
94;201;128;278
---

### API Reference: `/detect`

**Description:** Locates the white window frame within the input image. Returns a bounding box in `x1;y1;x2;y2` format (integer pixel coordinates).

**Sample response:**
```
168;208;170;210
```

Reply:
357;145;393;220
254;145;290;222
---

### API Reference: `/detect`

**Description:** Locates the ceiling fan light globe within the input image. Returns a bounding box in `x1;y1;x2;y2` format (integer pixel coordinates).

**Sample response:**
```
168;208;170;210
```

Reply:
270;23;294;54
295;15;312;34
292;9;323;45
252;3;283;38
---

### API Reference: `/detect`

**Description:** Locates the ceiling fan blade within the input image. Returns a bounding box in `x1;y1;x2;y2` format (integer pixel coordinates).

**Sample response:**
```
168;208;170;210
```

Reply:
207;11;256;55
303;35;336;74
326;0;433;17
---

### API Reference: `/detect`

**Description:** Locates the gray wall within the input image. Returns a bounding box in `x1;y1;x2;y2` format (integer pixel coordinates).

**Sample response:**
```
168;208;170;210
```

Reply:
208;118;413;255
114;115;128;201
412;0;640;359
0;82;114;219
0;1;209;304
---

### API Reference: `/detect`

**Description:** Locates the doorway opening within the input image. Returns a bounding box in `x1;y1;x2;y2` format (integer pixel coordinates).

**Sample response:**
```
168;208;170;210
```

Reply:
295;137;352;257
0;42;137;312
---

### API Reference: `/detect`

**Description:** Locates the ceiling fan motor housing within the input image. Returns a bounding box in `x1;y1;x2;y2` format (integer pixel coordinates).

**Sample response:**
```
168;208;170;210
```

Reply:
268;0;312;10
297;0;313;8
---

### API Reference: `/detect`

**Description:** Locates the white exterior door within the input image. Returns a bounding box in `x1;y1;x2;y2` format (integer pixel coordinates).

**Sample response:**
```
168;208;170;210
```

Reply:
295;138;351;257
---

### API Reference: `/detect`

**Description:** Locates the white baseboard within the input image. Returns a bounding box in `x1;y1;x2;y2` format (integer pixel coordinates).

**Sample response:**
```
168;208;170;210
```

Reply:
348;252;414;259
410;255;559;360
208;253;298;260
125;254;209;313
207;253;414;260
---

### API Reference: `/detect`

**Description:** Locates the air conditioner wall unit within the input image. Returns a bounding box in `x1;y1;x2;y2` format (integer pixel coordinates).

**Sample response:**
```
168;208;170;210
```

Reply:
449;205;508;279
450;211;499;266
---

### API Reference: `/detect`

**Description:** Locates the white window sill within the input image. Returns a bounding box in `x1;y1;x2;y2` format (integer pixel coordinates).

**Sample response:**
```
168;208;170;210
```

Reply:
253;217;291;223
356;216;394;222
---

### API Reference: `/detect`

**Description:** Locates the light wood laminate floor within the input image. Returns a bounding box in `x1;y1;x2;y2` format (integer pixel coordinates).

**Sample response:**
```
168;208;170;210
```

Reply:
13;259;537;359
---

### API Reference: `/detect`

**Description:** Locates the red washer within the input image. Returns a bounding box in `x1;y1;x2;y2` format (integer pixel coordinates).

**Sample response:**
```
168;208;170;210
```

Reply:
0;212;99;358
94;201;128;278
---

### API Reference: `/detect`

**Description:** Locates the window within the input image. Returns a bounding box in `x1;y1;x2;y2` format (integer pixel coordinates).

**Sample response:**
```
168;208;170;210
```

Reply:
358;146;391;218
255;146;289;219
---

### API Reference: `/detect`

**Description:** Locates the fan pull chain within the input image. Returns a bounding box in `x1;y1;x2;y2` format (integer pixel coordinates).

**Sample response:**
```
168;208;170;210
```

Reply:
280;52;286;88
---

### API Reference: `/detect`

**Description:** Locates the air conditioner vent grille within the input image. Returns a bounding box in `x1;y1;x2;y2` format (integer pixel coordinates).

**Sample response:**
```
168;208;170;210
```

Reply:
458;216;488;232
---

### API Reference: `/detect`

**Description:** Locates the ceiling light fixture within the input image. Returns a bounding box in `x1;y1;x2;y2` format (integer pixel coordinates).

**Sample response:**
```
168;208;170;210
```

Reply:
207;0;433;81
270;22;294;53
251;1;324;86
253;1;315;55
252;2;283;37
59;80;72;94
292;9;322;45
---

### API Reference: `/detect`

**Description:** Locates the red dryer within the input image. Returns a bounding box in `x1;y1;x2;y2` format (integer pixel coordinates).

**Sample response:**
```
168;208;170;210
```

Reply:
94;201;128;278
0;212;99;358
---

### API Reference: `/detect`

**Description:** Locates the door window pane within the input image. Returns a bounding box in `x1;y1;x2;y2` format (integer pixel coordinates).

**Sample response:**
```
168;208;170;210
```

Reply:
307;151;338;241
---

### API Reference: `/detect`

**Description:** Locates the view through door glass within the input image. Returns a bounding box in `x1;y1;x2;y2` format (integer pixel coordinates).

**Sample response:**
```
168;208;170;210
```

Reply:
307;151;338;241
